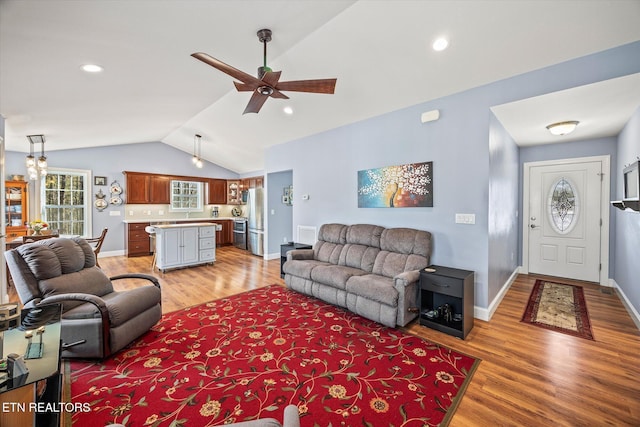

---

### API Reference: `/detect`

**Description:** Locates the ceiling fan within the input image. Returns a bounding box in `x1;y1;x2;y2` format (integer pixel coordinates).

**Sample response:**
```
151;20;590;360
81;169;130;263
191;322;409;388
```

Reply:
192;29;337;114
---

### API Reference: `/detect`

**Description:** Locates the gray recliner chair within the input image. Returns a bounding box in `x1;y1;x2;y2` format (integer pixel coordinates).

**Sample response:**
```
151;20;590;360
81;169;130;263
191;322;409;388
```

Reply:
5;237;162;359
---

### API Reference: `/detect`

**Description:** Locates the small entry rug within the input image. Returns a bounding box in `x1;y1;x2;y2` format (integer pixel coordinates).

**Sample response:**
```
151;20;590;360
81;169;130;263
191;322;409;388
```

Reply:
521;279;594;340
65;285;480;427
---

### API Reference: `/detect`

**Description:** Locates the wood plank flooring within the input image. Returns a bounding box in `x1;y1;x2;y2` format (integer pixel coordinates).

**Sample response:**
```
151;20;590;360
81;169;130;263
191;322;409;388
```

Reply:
9;246;640;426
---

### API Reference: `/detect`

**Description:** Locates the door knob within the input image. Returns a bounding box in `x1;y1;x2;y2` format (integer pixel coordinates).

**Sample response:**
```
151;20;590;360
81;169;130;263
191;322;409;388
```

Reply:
530;224;539;229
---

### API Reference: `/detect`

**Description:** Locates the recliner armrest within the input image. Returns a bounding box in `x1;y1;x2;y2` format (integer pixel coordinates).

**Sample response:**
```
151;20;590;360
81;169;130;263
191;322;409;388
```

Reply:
393;270;420;287
110;273;161;290
282;404;301;427
287;249;314;261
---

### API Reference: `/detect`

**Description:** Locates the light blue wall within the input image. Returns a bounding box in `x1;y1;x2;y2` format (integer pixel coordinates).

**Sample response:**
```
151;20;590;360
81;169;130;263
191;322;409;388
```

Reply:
488;113;520;307
5;142;238;252
266;41;640;311
614;106;640;317
266;170;293;254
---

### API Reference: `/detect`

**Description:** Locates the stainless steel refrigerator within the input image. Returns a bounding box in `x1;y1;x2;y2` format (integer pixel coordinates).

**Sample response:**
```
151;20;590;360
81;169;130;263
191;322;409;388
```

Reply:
246;188;264;256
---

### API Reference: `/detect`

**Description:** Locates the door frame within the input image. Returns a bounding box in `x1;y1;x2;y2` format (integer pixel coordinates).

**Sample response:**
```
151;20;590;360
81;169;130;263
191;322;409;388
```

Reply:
522;155;610;286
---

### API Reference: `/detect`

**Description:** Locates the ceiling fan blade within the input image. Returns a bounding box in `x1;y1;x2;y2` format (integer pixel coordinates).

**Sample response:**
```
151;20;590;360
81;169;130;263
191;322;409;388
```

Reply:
243;91;270;114
276;78;337;94
191;52;263;86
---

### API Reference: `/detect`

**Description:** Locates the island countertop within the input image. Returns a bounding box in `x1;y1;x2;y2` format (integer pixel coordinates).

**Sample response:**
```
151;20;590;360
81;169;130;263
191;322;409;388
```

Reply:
152;222;218;229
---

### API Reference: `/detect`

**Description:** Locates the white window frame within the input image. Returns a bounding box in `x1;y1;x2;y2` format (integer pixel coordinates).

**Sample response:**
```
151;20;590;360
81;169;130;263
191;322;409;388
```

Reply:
39;167;92;237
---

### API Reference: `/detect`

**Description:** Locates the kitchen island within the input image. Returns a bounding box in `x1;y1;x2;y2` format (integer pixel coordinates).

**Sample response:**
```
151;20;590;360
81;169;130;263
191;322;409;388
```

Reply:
153;222;217;272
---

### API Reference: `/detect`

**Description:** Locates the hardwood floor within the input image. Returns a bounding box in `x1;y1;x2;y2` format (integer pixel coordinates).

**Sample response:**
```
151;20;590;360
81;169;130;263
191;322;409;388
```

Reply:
9;247;640;426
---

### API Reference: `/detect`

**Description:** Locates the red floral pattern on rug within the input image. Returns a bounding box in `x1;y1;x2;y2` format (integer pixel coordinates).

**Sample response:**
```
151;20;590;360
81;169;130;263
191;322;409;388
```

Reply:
67;285;479;426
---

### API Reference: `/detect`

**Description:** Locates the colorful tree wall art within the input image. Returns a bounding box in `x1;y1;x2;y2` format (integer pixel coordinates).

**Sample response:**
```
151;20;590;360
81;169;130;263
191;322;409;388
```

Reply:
358;161;433;208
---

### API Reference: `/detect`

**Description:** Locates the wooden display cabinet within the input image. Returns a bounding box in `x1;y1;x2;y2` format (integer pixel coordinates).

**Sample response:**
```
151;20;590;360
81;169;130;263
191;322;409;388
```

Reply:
5;180;28;238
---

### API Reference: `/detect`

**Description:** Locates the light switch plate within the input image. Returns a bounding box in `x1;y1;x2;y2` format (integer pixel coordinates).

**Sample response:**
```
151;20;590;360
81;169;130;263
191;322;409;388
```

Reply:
109;210;121;216
455;213;475;224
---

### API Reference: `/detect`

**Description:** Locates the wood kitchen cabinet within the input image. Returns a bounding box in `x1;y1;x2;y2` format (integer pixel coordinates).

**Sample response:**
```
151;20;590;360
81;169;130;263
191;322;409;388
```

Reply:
208;179;227;205
124;172;172;204
227;180;241;204
216;219;233;246
125;222;151;257
150;175;171;204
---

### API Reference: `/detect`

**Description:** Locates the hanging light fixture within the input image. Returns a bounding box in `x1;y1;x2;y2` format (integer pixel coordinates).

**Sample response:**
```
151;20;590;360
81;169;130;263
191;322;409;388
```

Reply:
192;134;203;168
546;120;579;136
26;134;47;180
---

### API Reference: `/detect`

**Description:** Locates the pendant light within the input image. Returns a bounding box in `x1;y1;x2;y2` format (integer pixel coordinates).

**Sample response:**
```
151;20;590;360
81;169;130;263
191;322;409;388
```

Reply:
26;134;47;180
192;134;203;168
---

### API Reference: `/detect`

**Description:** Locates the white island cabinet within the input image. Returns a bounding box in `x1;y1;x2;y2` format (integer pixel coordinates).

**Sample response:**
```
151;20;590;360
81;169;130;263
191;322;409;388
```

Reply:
154;222;217;272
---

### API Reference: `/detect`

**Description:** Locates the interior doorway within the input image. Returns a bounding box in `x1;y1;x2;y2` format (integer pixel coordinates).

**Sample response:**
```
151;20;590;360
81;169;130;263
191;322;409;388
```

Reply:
522;156;610;285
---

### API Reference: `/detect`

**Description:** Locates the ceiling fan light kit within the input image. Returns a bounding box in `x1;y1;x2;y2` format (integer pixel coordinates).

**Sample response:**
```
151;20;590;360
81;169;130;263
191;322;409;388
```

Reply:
192;28;336;114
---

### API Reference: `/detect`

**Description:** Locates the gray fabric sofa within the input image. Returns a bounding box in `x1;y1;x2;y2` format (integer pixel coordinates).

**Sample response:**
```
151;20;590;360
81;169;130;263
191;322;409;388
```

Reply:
283;224;431;327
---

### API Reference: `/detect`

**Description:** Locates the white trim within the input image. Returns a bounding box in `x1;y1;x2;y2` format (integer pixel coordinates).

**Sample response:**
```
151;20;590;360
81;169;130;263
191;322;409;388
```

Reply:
40;167;93;236
265;251;280;261
97;249;125;258
474;266;520;321
522;155;610;286
611;279;640;331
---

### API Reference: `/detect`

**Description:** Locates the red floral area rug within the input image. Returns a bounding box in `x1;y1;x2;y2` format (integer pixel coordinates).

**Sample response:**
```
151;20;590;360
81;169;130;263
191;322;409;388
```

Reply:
65;285;480;427
521;279;594;340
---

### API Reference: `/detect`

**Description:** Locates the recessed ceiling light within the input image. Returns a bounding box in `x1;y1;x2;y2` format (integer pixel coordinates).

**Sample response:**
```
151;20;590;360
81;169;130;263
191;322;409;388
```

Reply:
81;64;103;73
283;106;294;115
432;37;449;52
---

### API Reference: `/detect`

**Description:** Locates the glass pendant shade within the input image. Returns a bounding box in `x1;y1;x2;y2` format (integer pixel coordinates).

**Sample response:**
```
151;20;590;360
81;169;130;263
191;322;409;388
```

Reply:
25;134;47;180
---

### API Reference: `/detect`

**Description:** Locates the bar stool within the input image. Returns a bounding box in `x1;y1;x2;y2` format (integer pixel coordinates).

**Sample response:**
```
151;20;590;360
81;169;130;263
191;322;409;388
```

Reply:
145;225;157;271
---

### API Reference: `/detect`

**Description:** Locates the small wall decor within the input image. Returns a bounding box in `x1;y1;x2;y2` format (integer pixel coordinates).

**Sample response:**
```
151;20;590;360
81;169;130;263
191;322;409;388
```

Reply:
358;161;433;208
109;180;123;205
282;186;293;205
94;189;108;211
94;176;107;186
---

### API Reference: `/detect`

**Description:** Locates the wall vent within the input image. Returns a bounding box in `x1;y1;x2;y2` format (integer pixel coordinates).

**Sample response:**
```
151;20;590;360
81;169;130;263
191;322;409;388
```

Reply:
297;225;317;245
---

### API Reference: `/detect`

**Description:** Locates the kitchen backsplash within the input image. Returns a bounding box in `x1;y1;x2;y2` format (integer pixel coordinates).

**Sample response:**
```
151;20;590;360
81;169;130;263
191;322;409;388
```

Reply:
124;204;245;220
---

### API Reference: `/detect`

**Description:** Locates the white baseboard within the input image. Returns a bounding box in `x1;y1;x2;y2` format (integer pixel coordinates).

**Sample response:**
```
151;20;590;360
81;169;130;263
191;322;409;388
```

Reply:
611;279;640;330
97;250;125;258
265;252;280;261
474;266;520;322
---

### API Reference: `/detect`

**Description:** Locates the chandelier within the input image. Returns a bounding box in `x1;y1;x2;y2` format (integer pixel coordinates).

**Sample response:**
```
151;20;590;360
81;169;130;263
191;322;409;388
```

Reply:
26;134;47;180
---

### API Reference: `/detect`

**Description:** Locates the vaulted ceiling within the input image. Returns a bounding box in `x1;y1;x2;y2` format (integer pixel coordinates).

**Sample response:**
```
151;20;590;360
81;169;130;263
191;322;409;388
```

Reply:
1;0;639;173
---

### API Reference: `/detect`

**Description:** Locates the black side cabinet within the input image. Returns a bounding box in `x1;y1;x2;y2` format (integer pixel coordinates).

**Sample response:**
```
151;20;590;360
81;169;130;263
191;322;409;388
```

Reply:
280;243;312;278
419;265;474;339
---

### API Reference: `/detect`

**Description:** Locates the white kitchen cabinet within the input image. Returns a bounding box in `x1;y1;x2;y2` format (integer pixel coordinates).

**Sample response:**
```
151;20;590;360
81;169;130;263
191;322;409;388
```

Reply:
154;223;216;272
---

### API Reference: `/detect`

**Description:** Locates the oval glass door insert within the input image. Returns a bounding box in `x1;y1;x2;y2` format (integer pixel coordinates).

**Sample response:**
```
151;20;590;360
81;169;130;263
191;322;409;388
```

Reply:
547;177;579;234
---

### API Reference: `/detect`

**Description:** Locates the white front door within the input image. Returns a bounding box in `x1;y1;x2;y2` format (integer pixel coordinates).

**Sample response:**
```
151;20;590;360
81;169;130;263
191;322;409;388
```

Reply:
526;159;603;282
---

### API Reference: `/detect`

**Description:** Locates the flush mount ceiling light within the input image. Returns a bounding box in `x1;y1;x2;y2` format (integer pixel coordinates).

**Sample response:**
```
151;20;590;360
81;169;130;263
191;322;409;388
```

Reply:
26;134;47;180
81;64;103;73
432;37;449;52
546;120;579;136
192;134;203;168
283;106;293;115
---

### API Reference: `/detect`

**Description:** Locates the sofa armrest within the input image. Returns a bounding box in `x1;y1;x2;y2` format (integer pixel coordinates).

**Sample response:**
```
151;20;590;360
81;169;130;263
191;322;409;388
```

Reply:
287;249;314;261
110;273;161;290
394;270;420;287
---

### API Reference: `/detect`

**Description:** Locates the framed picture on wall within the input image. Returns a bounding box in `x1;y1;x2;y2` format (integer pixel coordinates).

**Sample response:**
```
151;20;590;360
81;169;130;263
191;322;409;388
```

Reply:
94;176;107;186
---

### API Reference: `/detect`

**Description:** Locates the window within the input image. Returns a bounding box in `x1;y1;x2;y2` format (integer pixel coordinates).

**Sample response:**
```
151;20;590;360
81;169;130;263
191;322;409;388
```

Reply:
41;169;91;236
170;180;203;212
547;177;579;234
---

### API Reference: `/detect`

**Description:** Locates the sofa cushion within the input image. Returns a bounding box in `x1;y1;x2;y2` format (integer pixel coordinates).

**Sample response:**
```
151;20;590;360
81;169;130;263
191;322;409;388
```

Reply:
380;227;431;258
339;244;379;272
311;265;366;290
16;238;96;280
283;259;330;280
373;252;429;279
346;274;398;307
64;285;161;327
317;223;347;244
345;224;384;247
